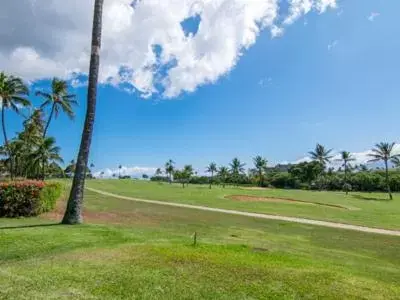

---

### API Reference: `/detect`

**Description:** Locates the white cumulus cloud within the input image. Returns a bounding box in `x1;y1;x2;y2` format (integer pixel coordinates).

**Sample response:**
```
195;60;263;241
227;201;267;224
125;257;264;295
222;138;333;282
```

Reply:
0;0;337;99
93;166;157;178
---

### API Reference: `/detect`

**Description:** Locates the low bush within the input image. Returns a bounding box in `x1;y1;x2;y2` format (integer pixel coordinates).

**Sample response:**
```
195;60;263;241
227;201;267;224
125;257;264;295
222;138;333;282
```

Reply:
0;181;62;218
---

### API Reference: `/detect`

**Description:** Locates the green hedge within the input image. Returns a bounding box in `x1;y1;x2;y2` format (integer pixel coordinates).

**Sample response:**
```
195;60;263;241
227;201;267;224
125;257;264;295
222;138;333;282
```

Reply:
0;181;62;218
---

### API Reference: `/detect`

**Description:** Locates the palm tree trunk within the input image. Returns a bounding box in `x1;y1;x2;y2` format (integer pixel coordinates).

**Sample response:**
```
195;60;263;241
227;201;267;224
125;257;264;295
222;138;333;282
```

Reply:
1;106;13;180
43;103;55;138
209;172;213;189
344;161;348;195
62;0;104;225
42;158;46;180
384;160;392;200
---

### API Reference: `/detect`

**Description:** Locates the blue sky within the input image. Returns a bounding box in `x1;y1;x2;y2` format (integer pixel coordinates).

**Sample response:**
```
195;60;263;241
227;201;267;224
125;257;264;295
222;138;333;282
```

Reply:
2;0;400;176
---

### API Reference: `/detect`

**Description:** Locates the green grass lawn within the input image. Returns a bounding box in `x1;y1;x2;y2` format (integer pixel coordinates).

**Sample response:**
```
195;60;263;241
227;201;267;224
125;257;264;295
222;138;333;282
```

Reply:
86;180;400;230
1;189;400;299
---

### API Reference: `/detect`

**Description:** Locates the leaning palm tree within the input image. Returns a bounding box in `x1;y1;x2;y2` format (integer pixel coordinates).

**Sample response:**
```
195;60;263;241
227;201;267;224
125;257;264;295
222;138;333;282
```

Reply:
0;72;30;179
165;159;175;184
253;155;268;187
62;0;104;225
206;162;217;189
229;158;246;186
309;143;333;166
368;142;399;200
36;78;77;138
337;151;355;194
218;166;229;188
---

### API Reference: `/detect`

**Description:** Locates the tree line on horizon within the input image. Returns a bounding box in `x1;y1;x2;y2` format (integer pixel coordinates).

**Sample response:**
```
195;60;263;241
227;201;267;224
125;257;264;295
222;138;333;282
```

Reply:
149;143;400;199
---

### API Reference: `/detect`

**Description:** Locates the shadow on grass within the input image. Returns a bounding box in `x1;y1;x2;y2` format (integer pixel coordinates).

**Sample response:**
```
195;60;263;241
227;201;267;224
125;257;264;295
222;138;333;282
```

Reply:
351;194;390;202
0;223;61;230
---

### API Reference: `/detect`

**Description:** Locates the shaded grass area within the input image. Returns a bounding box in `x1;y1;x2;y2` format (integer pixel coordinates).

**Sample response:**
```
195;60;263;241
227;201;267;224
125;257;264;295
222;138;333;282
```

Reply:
85;180;400;229
1;190;400;299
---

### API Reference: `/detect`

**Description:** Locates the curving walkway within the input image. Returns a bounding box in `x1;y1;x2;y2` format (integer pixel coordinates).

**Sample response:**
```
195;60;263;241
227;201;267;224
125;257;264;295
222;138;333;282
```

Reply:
86;187;400;237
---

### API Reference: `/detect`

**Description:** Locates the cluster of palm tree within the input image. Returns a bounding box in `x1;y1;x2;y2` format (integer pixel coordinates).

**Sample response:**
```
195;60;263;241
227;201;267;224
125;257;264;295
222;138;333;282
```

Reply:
309;143;400;199
158;156;268;189
174;165;194;188
0;73;77;180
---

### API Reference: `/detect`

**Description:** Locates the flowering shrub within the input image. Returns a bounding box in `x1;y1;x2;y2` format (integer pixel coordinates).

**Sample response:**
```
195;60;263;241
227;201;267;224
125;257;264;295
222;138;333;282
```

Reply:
0;181;62;217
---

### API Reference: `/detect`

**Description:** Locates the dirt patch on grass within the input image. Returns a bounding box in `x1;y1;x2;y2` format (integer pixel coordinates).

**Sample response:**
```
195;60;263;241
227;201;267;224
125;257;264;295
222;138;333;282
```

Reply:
226;195;352;210
42;200;160;226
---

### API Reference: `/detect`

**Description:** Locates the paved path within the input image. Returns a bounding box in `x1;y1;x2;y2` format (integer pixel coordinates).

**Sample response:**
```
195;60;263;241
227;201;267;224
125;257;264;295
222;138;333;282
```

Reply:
87;187;400;237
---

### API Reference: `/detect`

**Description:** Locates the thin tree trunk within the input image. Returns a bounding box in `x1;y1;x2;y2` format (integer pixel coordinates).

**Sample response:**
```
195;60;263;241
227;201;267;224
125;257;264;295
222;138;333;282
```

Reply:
42;158;46;180
344;161;348;195
1;106;13;180
384;160;392;200
209;171;213;189
62;0;104;225
43;103;55;138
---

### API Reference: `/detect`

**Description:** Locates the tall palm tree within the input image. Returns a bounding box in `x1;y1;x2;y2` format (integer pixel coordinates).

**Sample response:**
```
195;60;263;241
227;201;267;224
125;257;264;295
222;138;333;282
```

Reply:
218;166;229;188
368;142;399;200
165;159;175;184
118;164;122;178
253;155;268;187
229;158;246;186
183;164;194;187
28;137;64;179
206;162;217;189
309;143;333;166
36;78;77;138
337;151;355;194
62;0;104;225
0;72;30;179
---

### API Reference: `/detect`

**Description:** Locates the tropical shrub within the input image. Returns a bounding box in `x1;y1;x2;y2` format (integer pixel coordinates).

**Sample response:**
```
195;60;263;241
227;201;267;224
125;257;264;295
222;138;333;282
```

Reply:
269;173;300;189
0;181;62;217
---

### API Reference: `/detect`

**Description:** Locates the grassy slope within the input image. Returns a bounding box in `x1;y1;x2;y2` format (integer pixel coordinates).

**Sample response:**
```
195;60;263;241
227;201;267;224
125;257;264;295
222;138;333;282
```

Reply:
86;180;400;230
1;190;400;299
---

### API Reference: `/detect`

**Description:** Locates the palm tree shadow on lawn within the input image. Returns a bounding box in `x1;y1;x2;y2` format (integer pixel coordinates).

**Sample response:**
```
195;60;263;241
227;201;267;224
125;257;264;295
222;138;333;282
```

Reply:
351;194;391;202
0;222;61;230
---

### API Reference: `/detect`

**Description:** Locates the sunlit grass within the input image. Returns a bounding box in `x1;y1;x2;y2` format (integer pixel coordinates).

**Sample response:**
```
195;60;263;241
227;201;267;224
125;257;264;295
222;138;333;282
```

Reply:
86;180;400;229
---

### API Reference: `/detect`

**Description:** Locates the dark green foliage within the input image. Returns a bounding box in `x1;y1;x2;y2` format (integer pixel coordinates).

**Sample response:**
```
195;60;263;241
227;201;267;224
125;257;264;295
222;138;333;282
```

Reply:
269;172;299;189
150;176;170;182
189;176;210;185
1;109;64;180
288;161;324;183
0;181;62;217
